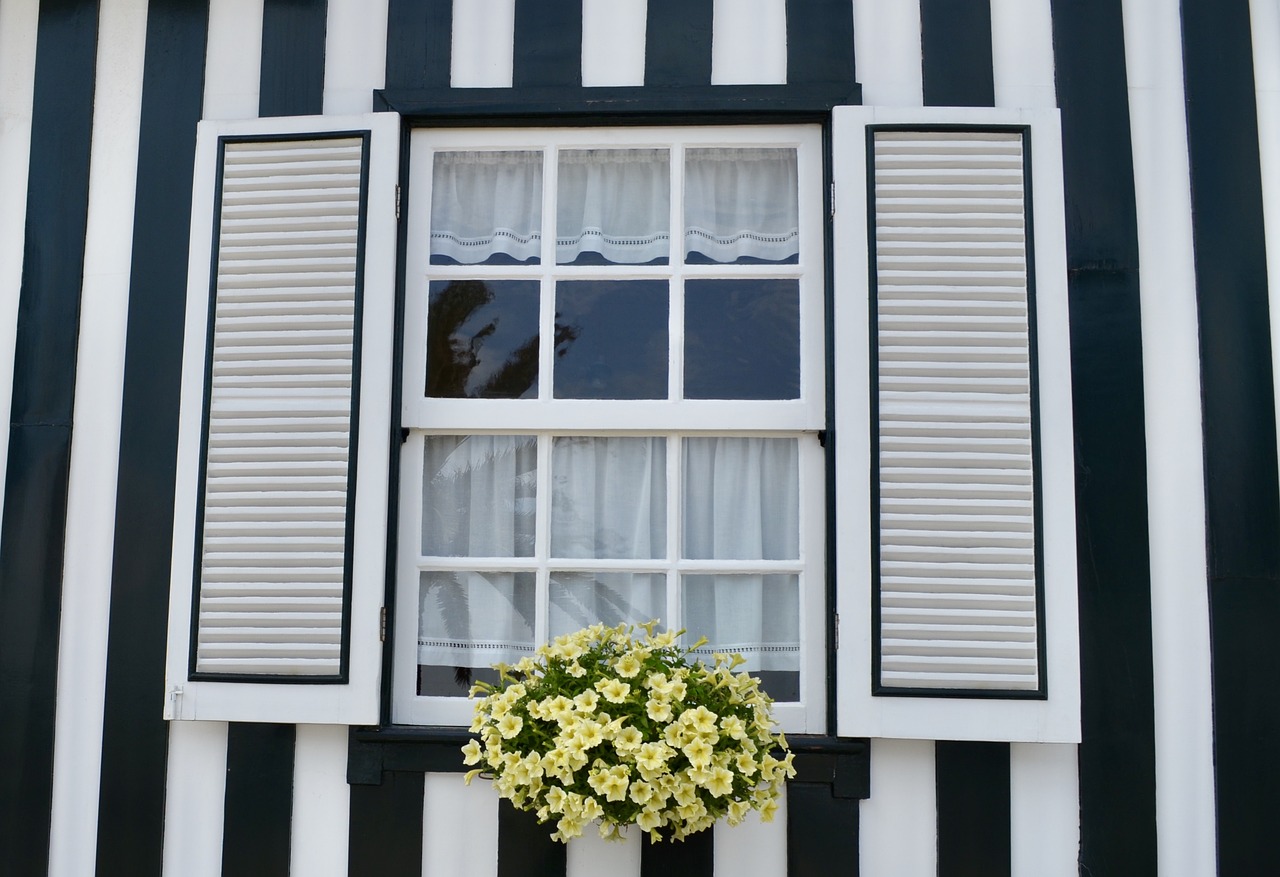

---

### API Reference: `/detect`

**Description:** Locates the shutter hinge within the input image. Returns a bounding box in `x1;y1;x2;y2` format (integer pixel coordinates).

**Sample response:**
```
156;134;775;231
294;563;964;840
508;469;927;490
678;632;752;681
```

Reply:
834;613;839;649
830;182;836;217
395;184;401;221
380;606;387;642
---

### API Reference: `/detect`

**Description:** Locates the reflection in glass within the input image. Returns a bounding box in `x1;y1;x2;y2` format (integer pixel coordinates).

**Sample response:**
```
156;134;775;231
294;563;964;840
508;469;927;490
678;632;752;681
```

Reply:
422;435;537;557
557;148;670;265
684;279;800;399
551;436;666;559
426;280;542;398
685;147;799;264
554;280;668;399
549;571;666;638
683;573;800;701
418;570;536;696
430;150;542;265
683;437;799;560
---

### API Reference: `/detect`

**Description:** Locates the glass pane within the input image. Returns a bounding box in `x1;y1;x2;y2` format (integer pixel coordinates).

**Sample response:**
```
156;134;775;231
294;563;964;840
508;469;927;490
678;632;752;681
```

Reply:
549;571;666;637
557;148;670;265
551;436;666;559
426;280;540;398
422;435;537;557
682;573;799;701
683;437;798;560
554;280;668;399
417;570;536;696
684;147;798;264
684;279;800;399
430;150;542;265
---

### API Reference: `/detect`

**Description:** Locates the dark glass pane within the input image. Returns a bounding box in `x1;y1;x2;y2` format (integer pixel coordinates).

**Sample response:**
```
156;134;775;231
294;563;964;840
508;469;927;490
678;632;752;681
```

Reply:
426;279;540;398
684;279;800;399
553;280;668;399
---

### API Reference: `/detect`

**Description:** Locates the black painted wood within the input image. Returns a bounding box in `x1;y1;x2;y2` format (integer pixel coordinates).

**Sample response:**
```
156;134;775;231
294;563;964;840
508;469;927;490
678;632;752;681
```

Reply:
259;0;328;117
645;0;713;87
919;0;995;107
349;771;426;877
786;780;859;877
95;2;211;869
497;802;566;877
936;741;1011;877
1180;1;1280;873
513;0;582;89
786;0;857;87
640;826;714;877
222;723;296;877
385;0;451;90
1050;1;1158;875
0;1;98;873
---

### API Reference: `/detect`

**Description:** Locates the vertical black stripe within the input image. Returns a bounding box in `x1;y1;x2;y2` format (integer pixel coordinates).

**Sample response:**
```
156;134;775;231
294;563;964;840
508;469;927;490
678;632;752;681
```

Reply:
348;771;425;877
222;724;296;876
640;827;713;877
786;782;859;877
0;1;98;873
259;0;329;117
919;0;995;107
936;741;1011;877
786;0;856;86
95;3;209;874
1051;0;1158;874
497;803;565;877
512;0;582;89
645;0;713;86
1181;1;1280;872
385;0;451;90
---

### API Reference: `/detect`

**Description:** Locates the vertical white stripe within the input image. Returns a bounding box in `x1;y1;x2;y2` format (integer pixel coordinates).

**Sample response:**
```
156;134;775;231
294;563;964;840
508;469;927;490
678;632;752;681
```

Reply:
566;825;642;876
851;0;922;106
161;721;229;877
858;739;936;877
1010;743;1078;877
0;0;40;540
290;725;351;877
422;774;499;877
581;0;646;87
711;0;786;85
322;0;389;114
203;0;264;120
1253;0;1280;493
990;0;1056;109
1121;1;1217;875
712;791;787;876
451;0;515;88
47;2;149;874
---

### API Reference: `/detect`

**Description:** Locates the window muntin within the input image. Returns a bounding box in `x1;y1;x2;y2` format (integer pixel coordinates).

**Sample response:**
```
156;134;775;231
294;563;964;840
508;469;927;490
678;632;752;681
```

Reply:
396;125;825;732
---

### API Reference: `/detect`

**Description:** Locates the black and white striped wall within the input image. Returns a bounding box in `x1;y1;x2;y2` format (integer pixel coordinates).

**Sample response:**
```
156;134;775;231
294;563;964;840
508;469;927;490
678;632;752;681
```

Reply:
0;0;1277;874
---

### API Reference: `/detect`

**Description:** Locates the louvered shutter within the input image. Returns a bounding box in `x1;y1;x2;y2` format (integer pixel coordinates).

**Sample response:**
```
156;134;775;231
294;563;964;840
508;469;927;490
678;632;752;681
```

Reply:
165;113;399;724
833;107;1080;742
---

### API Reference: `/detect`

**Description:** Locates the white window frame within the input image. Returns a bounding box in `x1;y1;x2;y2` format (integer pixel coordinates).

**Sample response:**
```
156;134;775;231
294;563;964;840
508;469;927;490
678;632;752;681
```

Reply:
391;124;829;733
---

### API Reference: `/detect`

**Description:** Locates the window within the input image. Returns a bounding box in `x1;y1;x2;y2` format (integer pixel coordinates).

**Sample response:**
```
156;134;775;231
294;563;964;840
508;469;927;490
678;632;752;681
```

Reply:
391;126;828;733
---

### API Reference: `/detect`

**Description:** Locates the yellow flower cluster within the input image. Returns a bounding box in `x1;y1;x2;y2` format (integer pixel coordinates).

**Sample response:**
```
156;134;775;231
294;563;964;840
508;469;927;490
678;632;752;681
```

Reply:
462;622;795;843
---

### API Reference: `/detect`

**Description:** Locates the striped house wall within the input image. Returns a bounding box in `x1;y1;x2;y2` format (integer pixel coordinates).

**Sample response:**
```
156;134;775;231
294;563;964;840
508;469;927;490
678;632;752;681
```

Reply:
0;0;1275;875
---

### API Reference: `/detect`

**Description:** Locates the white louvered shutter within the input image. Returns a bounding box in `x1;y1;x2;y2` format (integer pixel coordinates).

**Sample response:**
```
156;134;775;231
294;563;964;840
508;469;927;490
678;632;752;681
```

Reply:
166;114;399;724
833;107;1080;743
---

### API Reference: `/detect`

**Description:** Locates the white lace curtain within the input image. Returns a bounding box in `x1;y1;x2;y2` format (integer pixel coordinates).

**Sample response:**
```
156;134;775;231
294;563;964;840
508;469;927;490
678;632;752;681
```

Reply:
428;147;799;266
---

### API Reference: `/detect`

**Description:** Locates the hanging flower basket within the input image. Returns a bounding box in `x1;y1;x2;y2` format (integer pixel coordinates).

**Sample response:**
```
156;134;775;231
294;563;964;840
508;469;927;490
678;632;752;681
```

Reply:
462;622;796;843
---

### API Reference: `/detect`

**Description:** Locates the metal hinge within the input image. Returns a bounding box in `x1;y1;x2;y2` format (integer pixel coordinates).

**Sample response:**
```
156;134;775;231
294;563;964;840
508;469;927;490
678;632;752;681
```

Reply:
830;182;836;216
395;184;401;221
380;606;387;642
834;613;840;649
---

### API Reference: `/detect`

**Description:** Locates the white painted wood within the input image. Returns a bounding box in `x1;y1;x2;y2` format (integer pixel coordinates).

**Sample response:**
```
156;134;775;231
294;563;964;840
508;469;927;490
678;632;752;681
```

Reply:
1010;743;1078;877
582;0;646;87
859;739;936;877
451;0;515;88
711;0;787;85
323;0;388;115
990;0;1056;109
0;0;39;552
161;721;229;877
291;725;351;877
48;4;149;875
422;774;499;877
1254;0;1280;549
204;0;264;120
566;824;642;876
1120;2;1217;875
712;791;787;876
851;0;922;107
